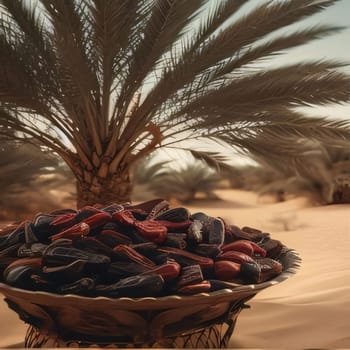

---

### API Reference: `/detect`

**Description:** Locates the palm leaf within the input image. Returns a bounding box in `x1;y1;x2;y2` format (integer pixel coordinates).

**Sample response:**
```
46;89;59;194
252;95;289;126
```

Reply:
148;161;222;202
1;0;350;206
212;25;345;79
189;150;233;172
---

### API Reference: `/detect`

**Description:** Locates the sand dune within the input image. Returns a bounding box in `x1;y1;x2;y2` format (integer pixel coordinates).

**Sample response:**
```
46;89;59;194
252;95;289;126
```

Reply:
0;190;349;348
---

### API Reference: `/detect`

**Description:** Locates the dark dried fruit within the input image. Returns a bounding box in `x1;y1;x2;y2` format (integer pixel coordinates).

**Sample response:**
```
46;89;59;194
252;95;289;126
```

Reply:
73;237;118;260
191;213;225;247
17;243;47;258
0;222;25;249
259;238;283;259
163;233;187;249
224;224;266;243
254;257;283;283
4;258;44;290
158;247;214;270
155;207;190;222
191;244;221;258
42;244;111;273
240;262;261;284
113;244;155;268
95;229;132;248
0;198;285;298
127;199;168;217
58;277;95;295
105;261;150;281
176;264;203;288
95;274;164;298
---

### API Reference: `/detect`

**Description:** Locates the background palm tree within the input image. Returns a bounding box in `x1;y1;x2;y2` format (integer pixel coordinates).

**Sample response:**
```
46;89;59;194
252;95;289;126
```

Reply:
148;161;224;203
1;0;350;207
0;139;74;219
131;155;170;201
241;142;350;204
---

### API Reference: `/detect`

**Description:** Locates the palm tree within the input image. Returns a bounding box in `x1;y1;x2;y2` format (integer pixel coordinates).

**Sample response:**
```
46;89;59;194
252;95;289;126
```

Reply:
0;139;74;219
1;0;350;207
132;155;170;187
248;142;350;204
291;144;350;204
130;155;170;201
148;161;223;203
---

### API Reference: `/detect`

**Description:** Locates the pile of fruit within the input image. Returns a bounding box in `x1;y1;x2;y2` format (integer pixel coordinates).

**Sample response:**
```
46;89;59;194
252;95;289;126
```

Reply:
0;199;284;298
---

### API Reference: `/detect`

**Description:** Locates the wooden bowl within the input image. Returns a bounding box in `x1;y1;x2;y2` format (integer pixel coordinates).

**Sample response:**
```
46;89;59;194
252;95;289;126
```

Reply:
0;248;300;348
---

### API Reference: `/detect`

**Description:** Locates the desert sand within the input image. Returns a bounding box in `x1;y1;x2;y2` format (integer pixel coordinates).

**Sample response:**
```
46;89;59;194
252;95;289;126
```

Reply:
0;189;349;348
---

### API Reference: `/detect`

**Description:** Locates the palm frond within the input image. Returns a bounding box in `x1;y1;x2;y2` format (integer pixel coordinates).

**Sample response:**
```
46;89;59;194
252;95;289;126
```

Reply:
132;156;170;185
181;0;248;58
247;139;350;204
1;0;350;205
189;150;233;172
142;0;341;111
212;25;345;79
148;161;223;203
177;61;350;120
91;0;146;131
42;0;102;151
115;0;205;141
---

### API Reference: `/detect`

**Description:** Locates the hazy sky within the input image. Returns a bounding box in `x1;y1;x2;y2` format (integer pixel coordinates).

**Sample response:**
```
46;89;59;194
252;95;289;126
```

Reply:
297;0;350;119
286;0;350;64
239;0;350;119
253;0;350;64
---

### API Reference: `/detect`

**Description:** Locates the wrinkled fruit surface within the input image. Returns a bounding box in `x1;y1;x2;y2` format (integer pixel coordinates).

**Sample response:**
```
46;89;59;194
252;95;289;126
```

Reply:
0;198;284;297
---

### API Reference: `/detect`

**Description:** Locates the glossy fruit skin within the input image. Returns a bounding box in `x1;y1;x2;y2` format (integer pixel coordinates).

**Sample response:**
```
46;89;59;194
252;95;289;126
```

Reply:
222;240;266;257
214;260;241;281
178;280;211;294
216;250;255;264
134;221;167;244
0;198;285;298
158;246;214;270
142;260;181;281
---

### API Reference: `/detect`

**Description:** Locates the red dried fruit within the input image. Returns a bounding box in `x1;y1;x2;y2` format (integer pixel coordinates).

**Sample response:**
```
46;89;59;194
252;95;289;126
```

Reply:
51;213;76;226
222;240;254;256
217;250;255;264
142;260;181;281
51;222;90;241
178;280;211;294
222;240;266;257
97;229;132;247
112;210;136;226
83;212;112;228
214;260;241;281
134;220;167;244
126;199;168;216
6;257;42;269
113;244;155;268
154;219;192;232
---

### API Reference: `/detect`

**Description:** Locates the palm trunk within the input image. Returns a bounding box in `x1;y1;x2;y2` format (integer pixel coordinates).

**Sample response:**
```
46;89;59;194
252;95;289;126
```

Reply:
76;170;132;208
332;184;350;204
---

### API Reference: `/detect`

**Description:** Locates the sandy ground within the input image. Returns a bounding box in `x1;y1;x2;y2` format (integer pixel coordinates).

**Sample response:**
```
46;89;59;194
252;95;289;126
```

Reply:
0;190;349;348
